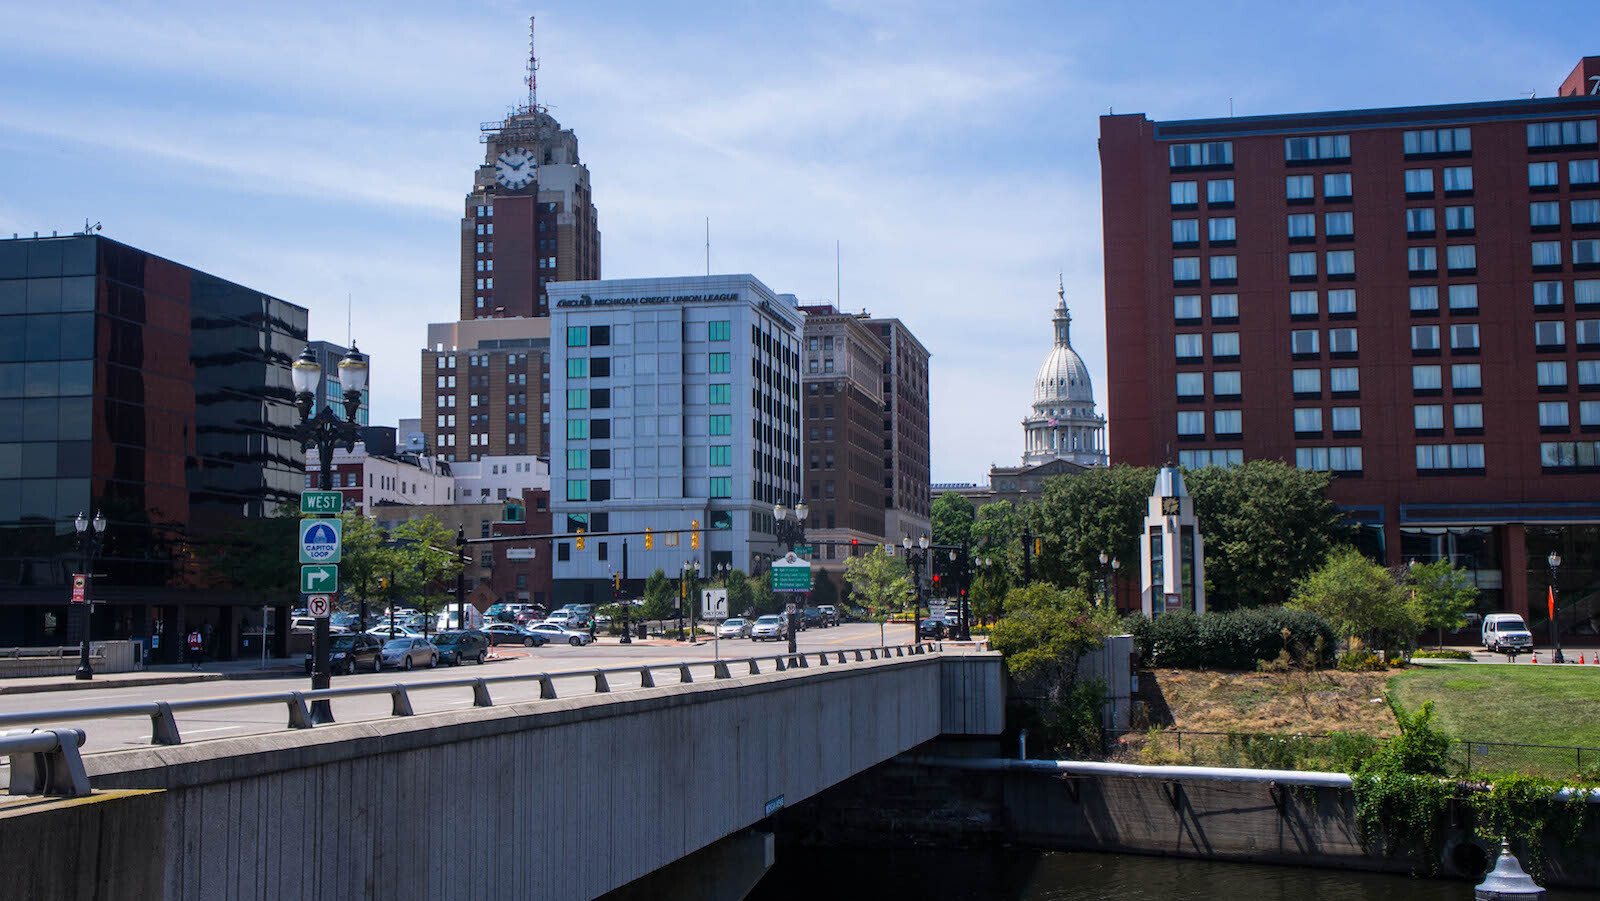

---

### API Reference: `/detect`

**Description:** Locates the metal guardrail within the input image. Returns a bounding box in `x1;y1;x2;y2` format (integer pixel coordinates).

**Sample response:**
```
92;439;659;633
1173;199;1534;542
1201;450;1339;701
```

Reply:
0;643;942;772
3;728;89;797
1;646;103;660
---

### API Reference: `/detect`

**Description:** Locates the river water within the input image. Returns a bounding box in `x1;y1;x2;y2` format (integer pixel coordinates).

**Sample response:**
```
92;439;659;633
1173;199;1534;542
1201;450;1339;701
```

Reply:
747;847;1587;900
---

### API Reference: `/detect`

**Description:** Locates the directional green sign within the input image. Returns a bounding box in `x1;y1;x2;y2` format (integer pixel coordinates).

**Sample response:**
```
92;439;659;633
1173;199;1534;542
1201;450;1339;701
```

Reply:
792;545;813;558
301;564;338;594
771;553;812;592
301;491;343;514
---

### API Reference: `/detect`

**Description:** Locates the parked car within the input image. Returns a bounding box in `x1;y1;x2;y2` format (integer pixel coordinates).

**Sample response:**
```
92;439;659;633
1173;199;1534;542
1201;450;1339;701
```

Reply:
543;611;587;629
528;623;594;646
483;623;548;647
367;624;426;640
800;608;824;630
290;617;349;635
433;630;490;666
816;605;840;627
380;637;438;670
919;617;952;640
1482;613;1533;654
304;633;384;675
718;618;752;639
751;615;787;641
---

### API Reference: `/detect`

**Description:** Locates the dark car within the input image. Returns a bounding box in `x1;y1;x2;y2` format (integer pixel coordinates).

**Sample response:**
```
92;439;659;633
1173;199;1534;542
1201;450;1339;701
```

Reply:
800;607;824;630
305;632;383;675
433;630;491;666
918;617;951;640
482;623;548;647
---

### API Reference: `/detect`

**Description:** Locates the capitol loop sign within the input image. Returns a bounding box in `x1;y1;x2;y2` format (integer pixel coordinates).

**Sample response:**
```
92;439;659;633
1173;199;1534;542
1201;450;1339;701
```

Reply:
298;519;343;564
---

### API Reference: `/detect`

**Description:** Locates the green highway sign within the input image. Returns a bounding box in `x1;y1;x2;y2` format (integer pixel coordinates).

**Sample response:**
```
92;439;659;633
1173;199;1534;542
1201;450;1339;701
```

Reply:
301;491;343;514
771;552;812;592
792;545;813;557
301;564;338;594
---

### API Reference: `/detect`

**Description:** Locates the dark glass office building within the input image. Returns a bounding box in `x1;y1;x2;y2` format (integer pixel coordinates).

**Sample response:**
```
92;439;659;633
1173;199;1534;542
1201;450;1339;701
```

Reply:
0;234;308;661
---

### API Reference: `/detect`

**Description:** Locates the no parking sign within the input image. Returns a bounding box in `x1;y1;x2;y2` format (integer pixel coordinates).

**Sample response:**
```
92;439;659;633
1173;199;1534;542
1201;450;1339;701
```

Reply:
307;595;332;618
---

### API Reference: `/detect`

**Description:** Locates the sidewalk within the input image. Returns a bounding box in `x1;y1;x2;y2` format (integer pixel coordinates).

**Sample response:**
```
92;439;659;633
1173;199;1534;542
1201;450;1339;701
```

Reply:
0;657;302;695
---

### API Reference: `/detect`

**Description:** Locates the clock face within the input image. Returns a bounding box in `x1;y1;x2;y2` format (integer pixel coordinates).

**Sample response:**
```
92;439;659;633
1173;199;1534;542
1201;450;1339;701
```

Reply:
1161;497;1181;516
494;147;537;189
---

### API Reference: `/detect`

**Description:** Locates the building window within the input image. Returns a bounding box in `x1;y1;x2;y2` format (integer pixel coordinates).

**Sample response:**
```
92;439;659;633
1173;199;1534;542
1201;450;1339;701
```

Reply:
1207;179;1235;203
1410;286;1440;312
708;320;731;341
1293;408;1322;434
1172;219;1199;244
1292;368;1320;395
1404;169;1434;194
1180;449;1244;469
709;445;731;466
1175;334;1203;360
1442;166;1473;192
1325;211;1354;237
1580;280;1600;306
1541;442;1600;469
566;480;589;501
566;326;588;347
1455;403;1483;432
1290;290;1318;317
1445;205;1474;233
709;414;732;435
1285;175;1314;201
1540;401;1570;428
709;477;732;498
1406;208;1435;235
1536;320;1567;349
1173;257;1200;282
1577;319;1600;347
1404;127;1471;155
1574;199;1600;226
566;388;588;409
1450;323;1480;351
709;383;731;404
1173;295;1202;320
1448;285;1478;312
1177;411;1205;436
1453;363;1481;391
1171;181;1198;206
1176;372;1204;398
1576;239;1600;266
1326;250;1355;277
1291;329;1319;355
1412;325;1440;352
1582;401;1600;426
1530;161;1560;189
1408;247;1437;273
1323;173;1352;199
1213;370;1241;397
1538;360;1568;388
1287;213;1316;239
1535;281;1565;308
1332;407;1361;433
1330;367;1359;394
1534;241;1562;267
1208;218;1236;242
1289;252;1317;278
1574;160;1600;186
1210;294;1239;319
1168;142;1233;168
1527;119;1598;148
1414;405;1444;430
708;352;731;373
1285;134;1350;161
567;448;589;470
1329;328;1358;354
1214;409;1242;436
1531;201;1561;228
1446;245;1476;273
1413;365;1443;391
1416;443;1485;472
1295;446;1363;473
1212;332;1240;359
566;358;588;378
1209;256;1237;280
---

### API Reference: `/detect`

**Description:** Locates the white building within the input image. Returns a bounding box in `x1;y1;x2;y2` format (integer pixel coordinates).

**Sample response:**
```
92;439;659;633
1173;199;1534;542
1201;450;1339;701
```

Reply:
304;444;455;513
547;275;804;605
1023;284;1107;468
452;456;550;505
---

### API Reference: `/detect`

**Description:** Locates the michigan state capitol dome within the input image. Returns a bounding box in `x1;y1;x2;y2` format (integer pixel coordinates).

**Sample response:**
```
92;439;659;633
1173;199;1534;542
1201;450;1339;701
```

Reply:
1022;283;1107;467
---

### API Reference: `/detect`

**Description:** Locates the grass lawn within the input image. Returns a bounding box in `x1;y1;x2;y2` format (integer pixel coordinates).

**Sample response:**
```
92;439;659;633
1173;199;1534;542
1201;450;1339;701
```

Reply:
1389;663;1600;777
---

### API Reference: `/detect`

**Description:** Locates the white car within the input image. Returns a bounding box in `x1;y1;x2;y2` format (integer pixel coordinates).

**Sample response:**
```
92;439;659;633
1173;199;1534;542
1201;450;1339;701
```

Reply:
718;618;752;639
751;615;786;641
1482;613;1533;654
290;617;349;634
367;624;426;640
529;623;594;646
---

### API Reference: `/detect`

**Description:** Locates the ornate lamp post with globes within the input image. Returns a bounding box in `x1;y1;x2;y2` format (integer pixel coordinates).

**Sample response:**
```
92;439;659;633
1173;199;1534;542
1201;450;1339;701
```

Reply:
73;510;107;680
1549;550;1564;664
291;343;368;724
904;535;929;642
773;503;808;653
1098;552;1121;608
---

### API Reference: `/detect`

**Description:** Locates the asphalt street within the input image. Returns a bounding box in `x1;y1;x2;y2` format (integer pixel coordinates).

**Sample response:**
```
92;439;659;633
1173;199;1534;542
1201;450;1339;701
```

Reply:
0;622;918;763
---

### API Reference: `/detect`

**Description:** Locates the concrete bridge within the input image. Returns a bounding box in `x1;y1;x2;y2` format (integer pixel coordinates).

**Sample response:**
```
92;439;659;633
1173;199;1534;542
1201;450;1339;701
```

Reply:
2;646;1003;901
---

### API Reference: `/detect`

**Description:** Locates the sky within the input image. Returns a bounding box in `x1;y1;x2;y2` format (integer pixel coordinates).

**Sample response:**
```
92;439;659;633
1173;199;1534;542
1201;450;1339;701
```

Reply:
1;1;1595;483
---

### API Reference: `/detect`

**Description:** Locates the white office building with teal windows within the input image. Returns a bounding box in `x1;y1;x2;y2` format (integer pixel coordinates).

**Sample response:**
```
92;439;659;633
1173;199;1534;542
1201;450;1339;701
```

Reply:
547;275;804;606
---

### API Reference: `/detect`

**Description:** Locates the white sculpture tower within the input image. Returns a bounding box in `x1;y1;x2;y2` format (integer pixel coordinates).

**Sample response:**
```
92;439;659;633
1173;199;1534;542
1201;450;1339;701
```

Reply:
1140;466;1206;617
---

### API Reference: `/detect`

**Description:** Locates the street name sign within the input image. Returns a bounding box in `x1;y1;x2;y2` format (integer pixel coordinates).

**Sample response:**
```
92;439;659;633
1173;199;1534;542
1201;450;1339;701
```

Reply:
299;519;343;563
300;491;343;515
301;564;338;594
771;552;812;592
505;548;537;561
792;545;812;557
306;595;332;618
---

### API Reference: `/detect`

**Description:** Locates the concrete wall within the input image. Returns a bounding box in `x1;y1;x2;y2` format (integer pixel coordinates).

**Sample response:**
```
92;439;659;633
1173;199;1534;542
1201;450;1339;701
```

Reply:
0;789;167;900
63;652;1001;901
0;641;143;678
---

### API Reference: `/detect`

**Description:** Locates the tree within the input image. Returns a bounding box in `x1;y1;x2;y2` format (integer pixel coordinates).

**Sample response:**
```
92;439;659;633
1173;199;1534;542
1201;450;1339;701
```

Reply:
723;569;753;617
1404;560;1478;648
931;491;975;550
642;569;676;625
1186;460;1349;608
340;513;397;630
970;501;1023;619
1289;547;1423;653
388;515;465;636
1030;465;1156;599
749;575;781;617
809;568;839;608
844;545;915;620
987;582;1111;697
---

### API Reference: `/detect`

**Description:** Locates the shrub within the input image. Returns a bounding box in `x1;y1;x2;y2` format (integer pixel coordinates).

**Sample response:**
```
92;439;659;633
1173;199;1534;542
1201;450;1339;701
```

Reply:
1138;606;1336;670
1412;648;1472;660
1338;648;1388;671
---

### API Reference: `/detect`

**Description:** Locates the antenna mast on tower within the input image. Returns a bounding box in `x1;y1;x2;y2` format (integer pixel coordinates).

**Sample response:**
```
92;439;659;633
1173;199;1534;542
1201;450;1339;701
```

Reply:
523;16;543;114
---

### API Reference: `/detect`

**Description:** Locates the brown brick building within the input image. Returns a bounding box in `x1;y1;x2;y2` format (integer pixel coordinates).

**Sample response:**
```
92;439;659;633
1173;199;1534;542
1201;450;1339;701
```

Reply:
1100;56;1600;631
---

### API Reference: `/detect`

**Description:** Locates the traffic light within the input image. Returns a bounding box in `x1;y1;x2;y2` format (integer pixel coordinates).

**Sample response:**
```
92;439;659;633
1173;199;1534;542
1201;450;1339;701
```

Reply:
576;529;585;551
644;527;653;550
690;520;700;550
1034;537;1044;555
613;572;623;600
379;577;389;590
932;574;940;585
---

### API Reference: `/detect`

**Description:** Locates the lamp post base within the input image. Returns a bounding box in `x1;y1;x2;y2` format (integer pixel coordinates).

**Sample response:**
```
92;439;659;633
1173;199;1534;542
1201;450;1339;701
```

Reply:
309;700;335;725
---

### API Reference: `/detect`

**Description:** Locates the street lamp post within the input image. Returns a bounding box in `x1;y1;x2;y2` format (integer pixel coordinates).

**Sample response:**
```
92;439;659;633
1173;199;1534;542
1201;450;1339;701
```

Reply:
904;535;929;643
773;503;808;653
291;343;368;725
72;510;107;680
455;526;468;633
1097;552;1121;608
681;559;701;643
1549;550;1564;664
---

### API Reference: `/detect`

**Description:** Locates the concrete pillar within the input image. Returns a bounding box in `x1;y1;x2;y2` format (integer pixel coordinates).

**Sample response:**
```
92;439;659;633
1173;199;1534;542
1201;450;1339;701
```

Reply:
1504;523;1529;620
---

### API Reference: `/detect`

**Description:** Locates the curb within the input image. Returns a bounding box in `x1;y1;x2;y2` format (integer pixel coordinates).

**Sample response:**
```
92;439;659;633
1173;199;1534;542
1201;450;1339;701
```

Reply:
0;673;225;695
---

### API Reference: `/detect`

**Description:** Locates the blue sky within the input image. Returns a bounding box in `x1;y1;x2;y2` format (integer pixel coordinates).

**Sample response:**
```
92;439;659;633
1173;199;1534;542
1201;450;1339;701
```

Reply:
1;1;1594;482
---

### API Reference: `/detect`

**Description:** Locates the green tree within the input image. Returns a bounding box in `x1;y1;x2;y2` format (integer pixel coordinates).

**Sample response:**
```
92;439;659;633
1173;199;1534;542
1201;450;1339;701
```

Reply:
388;515;465;636
931;491;975;550
642;569;676;625
1186;460;1348;608
970;501;1023;619
1030;465;1155;599
339;513;397;630
809;568;839;608
1290;547;1422;653
1404;560;1478;648
988;582;1112;699
723;569;754;617
844;545;915;620
749;574;781;617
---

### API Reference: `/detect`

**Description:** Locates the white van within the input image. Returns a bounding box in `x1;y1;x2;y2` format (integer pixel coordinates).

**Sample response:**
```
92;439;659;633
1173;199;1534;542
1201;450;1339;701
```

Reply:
1482;613;1533;653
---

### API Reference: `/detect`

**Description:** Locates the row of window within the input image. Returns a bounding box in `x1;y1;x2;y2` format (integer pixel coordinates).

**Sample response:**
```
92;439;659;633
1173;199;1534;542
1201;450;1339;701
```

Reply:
1176;281;1600;323
1531;240;1600;267
1176;240;1600;286
1168;121;1594;173
1175;327;1359;359
1176;410;1242;436
1291;407;1362;432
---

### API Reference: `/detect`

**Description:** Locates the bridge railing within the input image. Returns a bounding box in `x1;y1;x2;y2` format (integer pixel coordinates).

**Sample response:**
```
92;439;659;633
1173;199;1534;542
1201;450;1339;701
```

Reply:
0;642;942;789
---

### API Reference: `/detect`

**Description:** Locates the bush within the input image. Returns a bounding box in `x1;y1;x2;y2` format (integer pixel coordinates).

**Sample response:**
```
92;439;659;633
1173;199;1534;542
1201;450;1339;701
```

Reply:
1412;648;1473;660
1134;607;1336;670
1338;648;1389;672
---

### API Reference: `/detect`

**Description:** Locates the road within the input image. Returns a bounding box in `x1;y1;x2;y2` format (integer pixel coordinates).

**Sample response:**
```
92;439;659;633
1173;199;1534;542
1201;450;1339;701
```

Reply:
0;623;919;762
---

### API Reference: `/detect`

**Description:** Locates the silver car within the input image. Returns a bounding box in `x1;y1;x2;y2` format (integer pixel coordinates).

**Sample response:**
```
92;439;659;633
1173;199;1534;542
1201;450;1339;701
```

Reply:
529;623;594;646
380;637;437;670
718;618;752;639
751;615;786;641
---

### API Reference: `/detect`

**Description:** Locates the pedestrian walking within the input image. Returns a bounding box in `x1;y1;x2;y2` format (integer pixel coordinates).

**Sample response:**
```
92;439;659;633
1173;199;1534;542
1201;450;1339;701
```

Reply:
186;629;204;669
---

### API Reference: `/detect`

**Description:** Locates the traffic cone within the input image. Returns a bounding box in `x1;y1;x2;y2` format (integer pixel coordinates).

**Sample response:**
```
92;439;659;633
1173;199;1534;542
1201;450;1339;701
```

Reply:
1531;651;1538;663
